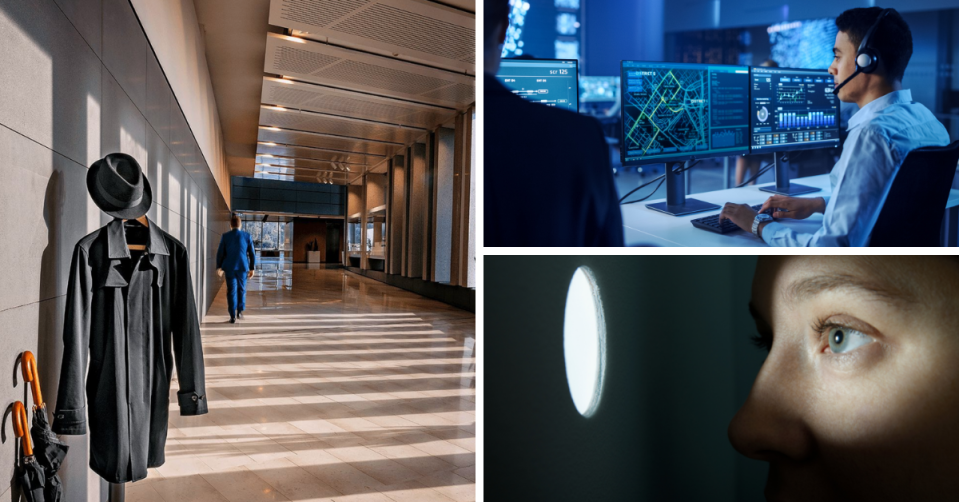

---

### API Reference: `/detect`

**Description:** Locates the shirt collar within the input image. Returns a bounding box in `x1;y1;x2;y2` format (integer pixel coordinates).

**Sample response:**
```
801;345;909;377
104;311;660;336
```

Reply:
847;89;912;129
106;217;170;259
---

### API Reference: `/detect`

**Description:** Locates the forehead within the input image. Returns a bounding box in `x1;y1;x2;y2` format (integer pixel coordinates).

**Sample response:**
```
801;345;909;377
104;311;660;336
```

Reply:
834;30;854;50
751;257;955;314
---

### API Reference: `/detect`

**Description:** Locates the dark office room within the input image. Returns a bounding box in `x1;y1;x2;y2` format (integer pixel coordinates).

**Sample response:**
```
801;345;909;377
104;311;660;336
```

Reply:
484;0;959;247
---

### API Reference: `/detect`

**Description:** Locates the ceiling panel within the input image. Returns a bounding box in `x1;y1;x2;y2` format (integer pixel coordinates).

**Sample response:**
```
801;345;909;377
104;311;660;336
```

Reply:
261;154;388;173
256;144;380;165
264;34;474;109
258;159;355;173
258;105;426;144
261;77;456;129
268;0;474;74
257;127;397;157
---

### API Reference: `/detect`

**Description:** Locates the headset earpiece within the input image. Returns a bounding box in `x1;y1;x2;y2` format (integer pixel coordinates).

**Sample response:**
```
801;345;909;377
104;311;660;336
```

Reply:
855;9;893;74
857;49;879;74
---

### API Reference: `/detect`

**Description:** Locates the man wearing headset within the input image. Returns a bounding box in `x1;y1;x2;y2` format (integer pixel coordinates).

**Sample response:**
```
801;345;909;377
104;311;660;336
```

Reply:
719;7;950;246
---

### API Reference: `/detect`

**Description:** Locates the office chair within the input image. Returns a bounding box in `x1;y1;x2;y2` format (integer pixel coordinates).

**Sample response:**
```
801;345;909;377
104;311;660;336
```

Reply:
870;140;959;247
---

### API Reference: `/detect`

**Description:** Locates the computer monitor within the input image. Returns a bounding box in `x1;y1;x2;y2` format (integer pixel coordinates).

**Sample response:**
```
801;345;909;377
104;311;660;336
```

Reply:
580;76;619;103
620;61;751;215
496;59;579;113
750;66;839;195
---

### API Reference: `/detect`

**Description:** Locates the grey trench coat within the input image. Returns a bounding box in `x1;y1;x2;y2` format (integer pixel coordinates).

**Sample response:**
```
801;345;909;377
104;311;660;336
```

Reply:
52;218;208;483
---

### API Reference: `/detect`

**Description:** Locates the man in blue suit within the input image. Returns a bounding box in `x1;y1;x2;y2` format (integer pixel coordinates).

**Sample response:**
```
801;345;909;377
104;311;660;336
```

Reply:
216;214;256;323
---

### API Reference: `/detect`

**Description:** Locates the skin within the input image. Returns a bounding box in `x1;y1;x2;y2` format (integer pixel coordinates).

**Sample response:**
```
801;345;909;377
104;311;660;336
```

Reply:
719;30;903;239
728;257;959;501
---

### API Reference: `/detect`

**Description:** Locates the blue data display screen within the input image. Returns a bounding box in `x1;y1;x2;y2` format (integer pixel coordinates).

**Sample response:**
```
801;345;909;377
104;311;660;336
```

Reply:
580;76;619;103
497;59;579;112
620;62;750;165
750;67;839;152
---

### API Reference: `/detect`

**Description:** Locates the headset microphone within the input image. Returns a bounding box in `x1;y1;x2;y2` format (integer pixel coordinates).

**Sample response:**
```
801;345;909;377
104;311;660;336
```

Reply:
830;68;861;94
830;8;893;96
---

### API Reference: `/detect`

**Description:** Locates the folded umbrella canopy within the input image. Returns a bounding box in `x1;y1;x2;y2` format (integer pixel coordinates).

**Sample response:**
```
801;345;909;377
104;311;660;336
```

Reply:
13;400;46;502
22;351;67;502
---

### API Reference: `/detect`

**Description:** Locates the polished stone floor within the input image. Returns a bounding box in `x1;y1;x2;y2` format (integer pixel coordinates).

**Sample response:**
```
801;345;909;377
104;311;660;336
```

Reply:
128;264;476;502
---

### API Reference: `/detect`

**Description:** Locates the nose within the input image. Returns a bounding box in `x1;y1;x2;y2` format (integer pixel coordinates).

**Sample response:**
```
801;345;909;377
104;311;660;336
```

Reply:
728;350;815;462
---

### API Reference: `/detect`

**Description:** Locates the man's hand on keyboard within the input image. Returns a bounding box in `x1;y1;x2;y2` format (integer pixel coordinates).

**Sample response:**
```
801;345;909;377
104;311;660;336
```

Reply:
718;202;759;233
760;195;826;220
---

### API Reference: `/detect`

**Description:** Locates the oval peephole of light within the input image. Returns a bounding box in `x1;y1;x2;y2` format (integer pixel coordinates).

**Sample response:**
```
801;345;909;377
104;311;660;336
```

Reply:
563;266;606;418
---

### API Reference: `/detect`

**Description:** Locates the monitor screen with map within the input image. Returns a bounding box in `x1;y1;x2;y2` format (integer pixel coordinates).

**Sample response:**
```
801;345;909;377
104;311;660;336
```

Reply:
620;61;750;166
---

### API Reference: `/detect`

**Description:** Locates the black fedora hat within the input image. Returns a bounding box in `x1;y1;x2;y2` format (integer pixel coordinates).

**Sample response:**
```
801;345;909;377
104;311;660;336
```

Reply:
87;153;153;219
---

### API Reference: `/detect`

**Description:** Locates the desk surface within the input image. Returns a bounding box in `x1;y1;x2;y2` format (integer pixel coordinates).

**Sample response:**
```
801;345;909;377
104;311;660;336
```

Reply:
622;174;959;247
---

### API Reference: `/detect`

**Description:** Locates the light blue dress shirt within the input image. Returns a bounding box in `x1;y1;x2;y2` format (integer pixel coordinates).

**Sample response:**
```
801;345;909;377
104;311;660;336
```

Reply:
761;90;951;246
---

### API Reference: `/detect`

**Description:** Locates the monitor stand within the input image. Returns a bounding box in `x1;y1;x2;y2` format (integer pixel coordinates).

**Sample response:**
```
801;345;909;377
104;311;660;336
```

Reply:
646;160;720;216
759;155;820;196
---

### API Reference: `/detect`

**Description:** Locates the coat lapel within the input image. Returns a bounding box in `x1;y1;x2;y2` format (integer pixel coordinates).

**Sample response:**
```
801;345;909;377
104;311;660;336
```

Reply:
97;218;170;288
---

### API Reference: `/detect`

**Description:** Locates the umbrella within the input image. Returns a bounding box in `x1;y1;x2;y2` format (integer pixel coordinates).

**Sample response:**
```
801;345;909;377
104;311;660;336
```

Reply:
22;351;67;502
13;401;46;502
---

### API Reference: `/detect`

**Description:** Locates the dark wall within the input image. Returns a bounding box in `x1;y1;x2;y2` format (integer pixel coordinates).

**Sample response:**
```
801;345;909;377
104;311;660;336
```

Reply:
485;256;767;501
584;1;646;75
292;218;342;263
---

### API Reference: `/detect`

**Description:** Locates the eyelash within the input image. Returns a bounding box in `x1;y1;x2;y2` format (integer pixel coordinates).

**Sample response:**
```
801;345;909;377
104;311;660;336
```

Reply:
749;316;859;353
751;332;772;352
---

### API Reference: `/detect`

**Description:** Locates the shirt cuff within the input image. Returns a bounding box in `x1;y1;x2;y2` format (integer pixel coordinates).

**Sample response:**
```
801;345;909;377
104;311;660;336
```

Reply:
177;390;209;416
52;407;86;435
760;221;786;245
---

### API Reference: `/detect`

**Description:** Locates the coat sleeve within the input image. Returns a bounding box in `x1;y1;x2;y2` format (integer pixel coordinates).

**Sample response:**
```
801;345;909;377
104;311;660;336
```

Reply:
52;244;92;435
215;234;225;270
247;233;256;270
172;245;209;416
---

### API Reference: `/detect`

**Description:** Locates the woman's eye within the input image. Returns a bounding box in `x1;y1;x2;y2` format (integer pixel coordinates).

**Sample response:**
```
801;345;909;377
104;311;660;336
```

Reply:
827;326;874;353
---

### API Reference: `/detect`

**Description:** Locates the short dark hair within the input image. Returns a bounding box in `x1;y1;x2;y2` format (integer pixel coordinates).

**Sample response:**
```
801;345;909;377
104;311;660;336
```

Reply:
835;7;912;81
231;213;241;228
484;0;510;45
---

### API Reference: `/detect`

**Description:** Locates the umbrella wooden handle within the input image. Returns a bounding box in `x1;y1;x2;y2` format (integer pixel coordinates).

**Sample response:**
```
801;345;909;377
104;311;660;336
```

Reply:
21;351;43;408
12;401;32;456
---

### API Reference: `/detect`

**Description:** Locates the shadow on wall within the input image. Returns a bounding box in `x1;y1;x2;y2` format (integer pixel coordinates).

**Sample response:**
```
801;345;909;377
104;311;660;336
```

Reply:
0;0;230;500
484;256;769;502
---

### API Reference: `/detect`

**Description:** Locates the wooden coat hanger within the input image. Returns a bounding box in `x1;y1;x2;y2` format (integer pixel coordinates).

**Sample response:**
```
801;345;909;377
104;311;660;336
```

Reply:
124;216;149;251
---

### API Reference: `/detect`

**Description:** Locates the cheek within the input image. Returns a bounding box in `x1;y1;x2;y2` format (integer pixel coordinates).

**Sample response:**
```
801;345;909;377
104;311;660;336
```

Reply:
810;342;959;455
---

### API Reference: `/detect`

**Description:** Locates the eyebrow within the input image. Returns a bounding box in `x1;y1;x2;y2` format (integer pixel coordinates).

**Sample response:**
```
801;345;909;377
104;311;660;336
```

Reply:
833;47;841;55
782;273;915;306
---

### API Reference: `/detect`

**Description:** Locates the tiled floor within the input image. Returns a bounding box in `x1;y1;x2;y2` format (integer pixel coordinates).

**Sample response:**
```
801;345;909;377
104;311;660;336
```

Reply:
127;264;475;502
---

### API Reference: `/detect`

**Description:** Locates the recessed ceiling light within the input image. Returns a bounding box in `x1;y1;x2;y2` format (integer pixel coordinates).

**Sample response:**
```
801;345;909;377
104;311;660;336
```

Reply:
260;154;274;158
284;35;306;43
268;106;287;112
277;78;295;84
563;266;606;418
259;142;277;146
263;127;281;132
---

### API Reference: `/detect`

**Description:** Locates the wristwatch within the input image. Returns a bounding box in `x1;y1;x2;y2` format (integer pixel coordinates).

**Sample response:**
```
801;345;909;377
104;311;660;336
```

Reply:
752;213;773;237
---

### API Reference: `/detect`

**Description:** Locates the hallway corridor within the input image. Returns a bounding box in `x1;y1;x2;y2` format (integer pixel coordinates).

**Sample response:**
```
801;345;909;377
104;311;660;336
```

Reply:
130;265;475;502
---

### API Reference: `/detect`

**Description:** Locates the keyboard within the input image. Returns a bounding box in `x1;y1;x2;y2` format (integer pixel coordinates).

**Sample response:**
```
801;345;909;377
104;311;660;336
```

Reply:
691;204;770;234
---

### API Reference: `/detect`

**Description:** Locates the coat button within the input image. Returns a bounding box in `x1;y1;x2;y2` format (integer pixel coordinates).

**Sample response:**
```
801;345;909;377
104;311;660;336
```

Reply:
192;395;198;402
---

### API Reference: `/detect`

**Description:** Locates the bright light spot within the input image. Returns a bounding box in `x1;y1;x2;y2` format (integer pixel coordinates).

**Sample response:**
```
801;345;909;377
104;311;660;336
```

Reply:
284;35;306;43
563;266;606;417
264;127;281;132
